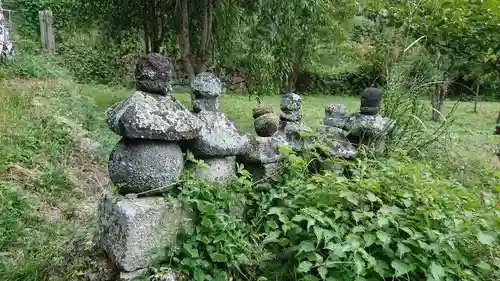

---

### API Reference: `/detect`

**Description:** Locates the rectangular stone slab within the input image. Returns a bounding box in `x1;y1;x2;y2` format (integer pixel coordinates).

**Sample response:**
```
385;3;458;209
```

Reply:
98;194;187;272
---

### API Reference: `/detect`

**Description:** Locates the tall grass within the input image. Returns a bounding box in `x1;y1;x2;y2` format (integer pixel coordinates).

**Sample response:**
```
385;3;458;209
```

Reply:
380;37;457;157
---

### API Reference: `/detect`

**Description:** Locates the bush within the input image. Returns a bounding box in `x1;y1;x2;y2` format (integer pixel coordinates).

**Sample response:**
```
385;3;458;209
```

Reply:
155;149;499;281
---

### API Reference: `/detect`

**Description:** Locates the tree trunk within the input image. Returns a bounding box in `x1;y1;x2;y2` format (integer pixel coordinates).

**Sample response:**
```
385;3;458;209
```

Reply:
195;0;213;74
285;38;306;93
142;0;152;53
430;81;447;122
144;21;151;53
495;110;500;135
180;0;195;82
150;0;161;53
473;83;479;113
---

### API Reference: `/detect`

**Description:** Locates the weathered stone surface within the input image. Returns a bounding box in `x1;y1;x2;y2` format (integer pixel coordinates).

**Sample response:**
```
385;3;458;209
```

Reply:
244;162;282;182
106;91;202;140
316;125;357;160
191;72;221;112
276;121;313;152
149;271;184;281
324;104;348;128
252;105;274;119
343;113;395;139
280;111;302;122
280;92;302;112
238;135;287;164
195;157;236;185
325;104;348;116
98;195;186;272
193;96;219;113
191;72;222;97
190;111;249;157
254;113;279;137
119;269;148;281
108;139;183;195
360;87;381;115
135;53;173;94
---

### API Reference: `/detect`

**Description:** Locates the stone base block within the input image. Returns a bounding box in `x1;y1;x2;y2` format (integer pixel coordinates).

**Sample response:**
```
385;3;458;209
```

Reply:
245;162;281;182
98;194;187;272
195;157;236;185
119;269;148;281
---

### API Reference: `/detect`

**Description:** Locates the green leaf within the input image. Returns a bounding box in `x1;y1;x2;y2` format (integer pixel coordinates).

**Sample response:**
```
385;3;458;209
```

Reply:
429;262;446;280
377;216;389;228
193;268;205;281
376;231;391;244
363;233;376;247
304;252;324;263
303;275;320;281
366;192;379;202
299;240;316;253
396;242;411;258
477;231;497;245
297;261;313;273
183;243;199;258
476;261;493;272
391;260;411;277
263;231;281;244
318;266;328;279
340;191;359;205
212;253;228;262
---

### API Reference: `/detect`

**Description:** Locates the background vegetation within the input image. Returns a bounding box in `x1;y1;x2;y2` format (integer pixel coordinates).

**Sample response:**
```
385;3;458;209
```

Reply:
0;0;498;280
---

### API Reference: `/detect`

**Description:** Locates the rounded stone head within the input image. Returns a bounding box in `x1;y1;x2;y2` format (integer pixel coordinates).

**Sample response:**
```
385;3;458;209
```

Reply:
325;104;348;117
280;93;302;112
360;87;381;115
191;72;222;98
135;53;173;95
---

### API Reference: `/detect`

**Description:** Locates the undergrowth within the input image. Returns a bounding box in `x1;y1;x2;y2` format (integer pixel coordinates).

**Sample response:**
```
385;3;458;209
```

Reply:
154;148;499;281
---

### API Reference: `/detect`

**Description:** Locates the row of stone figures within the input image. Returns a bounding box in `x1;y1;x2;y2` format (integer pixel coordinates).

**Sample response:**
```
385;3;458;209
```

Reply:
97;53;396;281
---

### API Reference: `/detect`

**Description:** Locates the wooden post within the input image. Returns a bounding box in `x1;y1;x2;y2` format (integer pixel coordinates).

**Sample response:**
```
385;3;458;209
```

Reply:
39;10;55;52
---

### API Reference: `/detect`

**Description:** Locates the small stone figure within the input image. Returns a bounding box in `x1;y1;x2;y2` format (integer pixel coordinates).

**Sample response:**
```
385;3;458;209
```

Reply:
279;92;302;122
252;104;279;137
100;54;193;278
323;103;348;128
191;72;222;113
360;87;381;115
276;92;312;152
135;53;174;94
189;72;249;184
343;88;395;152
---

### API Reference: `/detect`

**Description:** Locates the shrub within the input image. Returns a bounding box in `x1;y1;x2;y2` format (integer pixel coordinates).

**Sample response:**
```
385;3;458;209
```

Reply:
155;149;499;281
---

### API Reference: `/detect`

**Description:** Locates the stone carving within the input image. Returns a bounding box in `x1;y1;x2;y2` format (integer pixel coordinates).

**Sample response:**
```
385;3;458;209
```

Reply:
188;72;249;184
317;103;356;160
190;110;249;157
135;53;174;94
108;139;184;195
99;54;193;278
105;91;202;140
343;87;396;152
276;92;313;152
98;194;186;272
106;55;202;195
252;104;279;137
191;72;222;113
359;87;381;115
323;104;348;128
